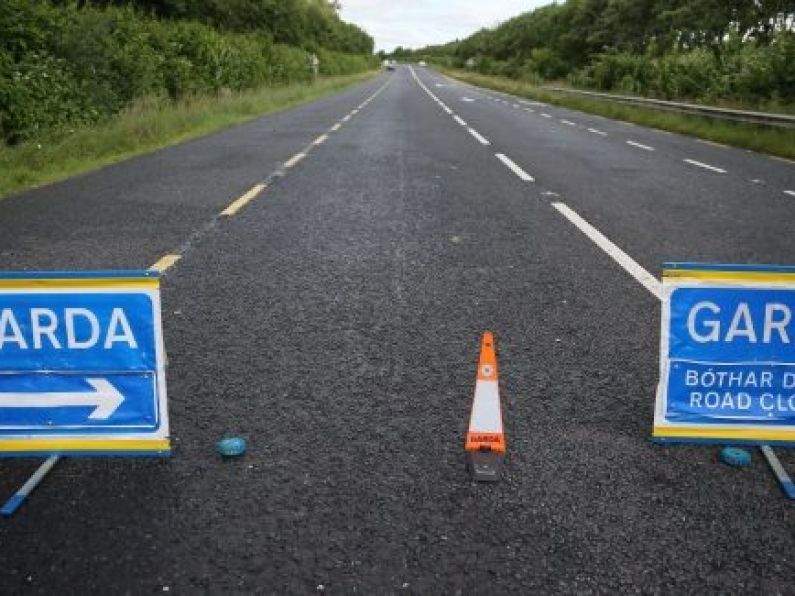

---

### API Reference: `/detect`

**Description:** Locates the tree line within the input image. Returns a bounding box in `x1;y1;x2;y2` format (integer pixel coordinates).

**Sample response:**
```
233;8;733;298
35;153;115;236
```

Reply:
56;0;373;55
1;1;375;143
399;0;795;106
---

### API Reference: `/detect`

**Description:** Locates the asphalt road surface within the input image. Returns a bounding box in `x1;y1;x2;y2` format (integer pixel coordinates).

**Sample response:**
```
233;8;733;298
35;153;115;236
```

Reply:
1;66;795;593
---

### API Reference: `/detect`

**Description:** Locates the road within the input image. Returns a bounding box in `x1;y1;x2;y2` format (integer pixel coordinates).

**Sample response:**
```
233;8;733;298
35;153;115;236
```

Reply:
1;65;795;593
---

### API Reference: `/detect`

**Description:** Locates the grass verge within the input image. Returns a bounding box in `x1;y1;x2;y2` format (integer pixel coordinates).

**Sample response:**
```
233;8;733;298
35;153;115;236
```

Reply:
0;71;379;199
440;69;795;161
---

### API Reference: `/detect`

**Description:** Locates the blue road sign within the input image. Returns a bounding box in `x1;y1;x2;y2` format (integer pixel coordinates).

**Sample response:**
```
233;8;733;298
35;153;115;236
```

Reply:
0;271;170;456
654;263;795;446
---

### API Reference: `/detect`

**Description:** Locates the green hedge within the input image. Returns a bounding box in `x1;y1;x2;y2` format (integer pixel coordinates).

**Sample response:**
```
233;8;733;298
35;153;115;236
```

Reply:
0;1;375;143
570;35;795;106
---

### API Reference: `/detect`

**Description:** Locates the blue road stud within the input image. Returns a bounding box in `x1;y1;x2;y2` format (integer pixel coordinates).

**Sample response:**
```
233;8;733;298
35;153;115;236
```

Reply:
721;447;752;467
217;437;247;458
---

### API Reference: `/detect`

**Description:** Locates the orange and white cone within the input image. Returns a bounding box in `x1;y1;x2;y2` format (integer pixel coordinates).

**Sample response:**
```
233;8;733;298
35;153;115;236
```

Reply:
465;332;506;482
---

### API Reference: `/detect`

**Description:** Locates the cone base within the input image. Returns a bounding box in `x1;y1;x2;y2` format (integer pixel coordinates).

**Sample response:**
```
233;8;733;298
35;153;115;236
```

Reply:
467;450;504;482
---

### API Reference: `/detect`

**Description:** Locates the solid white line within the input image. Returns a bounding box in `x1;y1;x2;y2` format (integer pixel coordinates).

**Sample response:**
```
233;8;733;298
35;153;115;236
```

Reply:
785;190;795;197
683;159;726;174
467;128;490;145
587;128;607;136
550;197;791;499
442;105;453;114
551;202;662;299
313;134;328;145
330;123;342;131
626;141;655;151
495;153;534;182
341;115;351;123
561;120;576;126
284;153;306;168
350;109;359;115
453;115;467;126
541;113;552;119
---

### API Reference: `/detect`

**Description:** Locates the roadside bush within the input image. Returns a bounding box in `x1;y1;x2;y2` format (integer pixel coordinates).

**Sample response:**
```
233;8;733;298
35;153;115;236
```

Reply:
0;0;374;143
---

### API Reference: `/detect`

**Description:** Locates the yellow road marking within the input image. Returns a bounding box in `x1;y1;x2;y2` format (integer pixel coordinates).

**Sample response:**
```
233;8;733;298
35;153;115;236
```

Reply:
284;153;306;168
149;254;182;273
220;183;267;217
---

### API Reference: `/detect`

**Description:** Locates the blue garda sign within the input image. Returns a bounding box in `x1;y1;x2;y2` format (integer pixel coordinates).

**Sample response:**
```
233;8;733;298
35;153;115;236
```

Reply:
654;263;795;445
0;272;170;456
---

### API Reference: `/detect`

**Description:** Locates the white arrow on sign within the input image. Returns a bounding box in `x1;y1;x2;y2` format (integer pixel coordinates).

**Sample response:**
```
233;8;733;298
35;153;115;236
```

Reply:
0;379;125;420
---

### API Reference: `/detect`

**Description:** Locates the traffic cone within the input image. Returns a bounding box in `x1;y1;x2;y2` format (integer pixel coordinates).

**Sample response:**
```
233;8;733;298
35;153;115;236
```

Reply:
465;332;506;482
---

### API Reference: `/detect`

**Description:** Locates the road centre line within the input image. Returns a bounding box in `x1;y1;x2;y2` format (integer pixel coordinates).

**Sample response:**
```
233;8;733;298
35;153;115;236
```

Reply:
284;153;306;168
785;190;795;197
525;108;535;113
551;202;662;298
561;120;576;126
495;153;534;182
313;134;328;145
453;115;467;126
330;123;342;131
149;254;182;273
683;158;726;173
587;127;608;136
626;141;655;151
541;113;552;118
220;183;267;217
467;128;491;146
341;114;351;122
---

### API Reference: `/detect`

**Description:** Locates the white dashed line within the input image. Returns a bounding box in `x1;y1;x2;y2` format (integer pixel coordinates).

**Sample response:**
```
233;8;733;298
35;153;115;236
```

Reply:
587;128;607;136
551;202;662;299
560;120;576;126
513;104;521;109
683;159;726;174
313;134;328;145
626;141;655;151
453;115;467;126
330;123;341;131
341;114;351;122
785;190;795;197
524;108;535;113
495;153;534;182
467;128;491;145
541;113;552;119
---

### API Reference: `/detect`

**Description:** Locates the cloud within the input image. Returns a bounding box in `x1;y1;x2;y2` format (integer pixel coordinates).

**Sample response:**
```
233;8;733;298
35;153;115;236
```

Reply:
340;1;550;52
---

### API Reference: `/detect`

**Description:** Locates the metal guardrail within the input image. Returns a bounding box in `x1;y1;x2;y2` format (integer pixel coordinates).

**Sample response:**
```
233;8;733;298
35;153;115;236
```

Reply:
546;87;795;128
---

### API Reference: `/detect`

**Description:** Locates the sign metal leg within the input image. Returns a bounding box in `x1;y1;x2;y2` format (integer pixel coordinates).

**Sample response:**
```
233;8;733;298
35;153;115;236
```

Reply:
761;446;795;500
1;455;60;517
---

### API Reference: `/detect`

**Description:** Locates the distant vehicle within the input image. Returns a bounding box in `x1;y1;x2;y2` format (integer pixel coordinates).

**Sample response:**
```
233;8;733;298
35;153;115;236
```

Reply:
384;59;396;71
418;61;427;67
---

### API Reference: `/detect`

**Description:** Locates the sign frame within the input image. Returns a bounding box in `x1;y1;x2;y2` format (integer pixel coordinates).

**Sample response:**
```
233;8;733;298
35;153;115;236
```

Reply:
654;262;795;446
0;270;170;457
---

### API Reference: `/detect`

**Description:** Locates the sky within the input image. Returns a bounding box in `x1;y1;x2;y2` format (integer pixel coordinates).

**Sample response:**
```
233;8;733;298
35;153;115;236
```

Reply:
340;1;551;52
